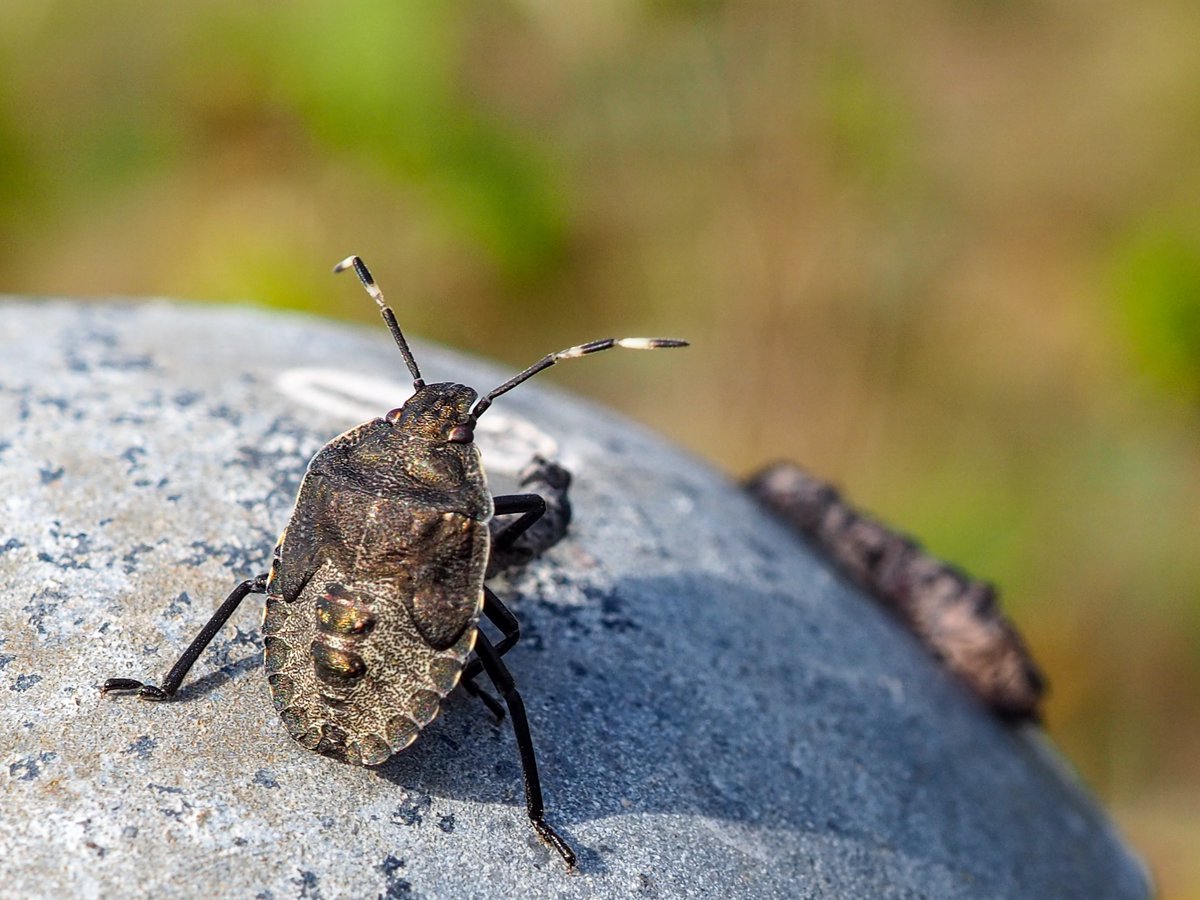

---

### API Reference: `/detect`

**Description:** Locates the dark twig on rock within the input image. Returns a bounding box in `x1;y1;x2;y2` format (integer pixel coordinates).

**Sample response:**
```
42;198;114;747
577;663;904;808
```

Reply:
745;461;1045;722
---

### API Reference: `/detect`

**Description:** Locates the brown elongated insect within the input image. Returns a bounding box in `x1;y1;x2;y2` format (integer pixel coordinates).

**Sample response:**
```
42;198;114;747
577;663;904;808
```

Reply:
745;461;1045;721
101;255;688;870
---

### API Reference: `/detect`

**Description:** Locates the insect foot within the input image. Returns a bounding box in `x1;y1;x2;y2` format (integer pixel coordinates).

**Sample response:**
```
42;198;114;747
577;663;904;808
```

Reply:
98;679;171;701
101;575;270;702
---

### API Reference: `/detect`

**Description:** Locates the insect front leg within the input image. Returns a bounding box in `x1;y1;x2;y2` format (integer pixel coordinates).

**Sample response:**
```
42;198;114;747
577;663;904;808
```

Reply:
474;630;577;870
487;457;572;575
101;573;269;701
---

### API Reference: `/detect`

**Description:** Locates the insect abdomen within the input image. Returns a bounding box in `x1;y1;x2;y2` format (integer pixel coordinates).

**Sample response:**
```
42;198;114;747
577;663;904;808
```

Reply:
316;586;376;636
262;569;481;767
308;584;374;692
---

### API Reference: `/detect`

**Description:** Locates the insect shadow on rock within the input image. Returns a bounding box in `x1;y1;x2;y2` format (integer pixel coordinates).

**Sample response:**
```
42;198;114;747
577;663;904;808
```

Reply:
102;255;688;871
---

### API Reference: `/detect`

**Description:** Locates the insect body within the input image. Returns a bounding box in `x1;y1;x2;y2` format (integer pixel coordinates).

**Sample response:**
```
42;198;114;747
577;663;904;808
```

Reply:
102;256;687;870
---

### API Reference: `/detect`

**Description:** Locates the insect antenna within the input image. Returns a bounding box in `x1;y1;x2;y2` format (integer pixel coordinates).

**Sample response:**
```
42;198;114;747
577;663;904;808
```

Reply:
334;255;425;389
470;337;689;420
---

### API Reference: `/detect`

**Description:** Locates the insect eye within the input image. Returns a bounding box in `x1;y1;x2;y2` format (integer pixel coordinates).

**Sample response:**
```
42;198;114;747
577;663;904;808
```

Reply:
385;407;407;425
447;425;474;444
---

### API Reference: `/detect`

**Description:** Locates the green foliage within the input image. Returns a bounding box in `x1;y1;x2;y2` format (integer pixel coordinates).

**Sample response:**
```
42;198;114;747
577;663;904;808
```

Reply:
1112;227;1200;403
819;51;916;189
241;2;566;283
0;1;565;284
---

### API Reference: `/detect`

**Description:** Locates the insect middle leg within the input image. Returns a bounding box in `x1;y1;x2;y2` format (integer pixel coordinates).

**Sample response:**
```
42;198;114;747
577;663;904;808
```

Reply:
461;587;522;720
472;458;569;717
101;573;269;701
474;629;577;870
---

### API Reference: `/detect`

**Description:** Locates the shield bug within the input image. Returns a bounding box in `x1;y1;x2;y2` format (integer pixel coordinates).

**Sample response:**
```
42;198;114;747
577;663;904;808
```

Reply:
102;256;688;869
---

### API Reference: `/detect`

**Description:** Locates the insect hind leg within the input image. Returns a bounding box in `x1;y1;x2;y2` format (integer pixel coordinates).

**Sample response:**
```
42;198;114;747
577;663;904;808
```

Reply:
474;630;577;870
101;573;268;701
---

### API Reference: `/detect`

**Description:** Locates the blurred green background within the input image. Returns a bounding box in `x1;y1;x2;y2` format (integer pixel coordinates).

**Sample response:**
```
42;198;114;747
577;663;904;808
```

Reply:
2;1;1197;893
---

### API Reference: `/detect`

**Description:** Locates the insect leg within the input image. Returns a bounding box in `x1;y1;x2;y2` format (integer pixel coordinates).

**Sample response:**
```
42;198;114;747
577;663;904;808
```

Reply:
474;630;577;870
461;587;522;720
101;573;269;701
491;492;545;547
461;678;506;720
464;587;520;670
481;587;521;656
488;457;572;575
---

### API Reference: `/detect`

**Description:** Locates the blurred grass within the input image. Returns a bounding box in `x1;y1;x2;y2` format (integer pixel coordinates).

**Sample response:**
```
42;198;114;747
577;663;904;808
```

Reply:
2;1;1198;894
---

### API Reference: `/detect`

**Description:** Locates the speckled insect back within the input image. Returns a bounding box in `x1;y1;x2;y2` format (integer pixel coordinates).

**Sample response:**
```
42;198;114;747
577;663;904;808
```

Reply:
260;408;493;766
101;255;687;871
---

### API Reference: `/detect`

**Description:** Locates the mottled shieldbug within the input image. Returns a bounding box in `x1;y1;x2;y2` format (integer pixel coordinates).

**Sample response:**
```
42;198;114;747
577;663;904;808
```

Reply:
102;256;687;869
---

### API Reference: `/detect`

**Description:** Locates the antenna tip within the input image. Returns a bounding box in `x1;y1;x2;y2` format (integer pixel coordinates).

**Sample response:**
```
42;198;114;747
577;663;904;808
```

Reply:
616;337;690;350
333;255;359;274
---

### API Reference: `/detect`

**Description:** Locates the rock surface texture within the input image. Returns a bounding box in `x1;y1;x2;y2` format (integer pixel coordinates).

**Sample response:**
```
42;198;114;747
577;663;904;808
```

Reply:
0;300;1148;899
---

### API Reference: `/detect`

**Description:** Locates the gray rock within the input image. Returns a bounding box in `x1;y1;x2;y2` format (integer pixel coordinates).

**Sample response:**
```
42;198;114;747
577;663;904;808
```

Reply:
0;300;1148;899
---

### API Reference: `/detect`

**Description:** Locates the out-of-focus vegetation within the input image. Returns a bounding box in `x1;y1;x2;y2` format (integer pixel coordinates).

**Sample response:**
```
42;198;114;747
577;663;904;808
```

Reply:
2;1;1198;893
